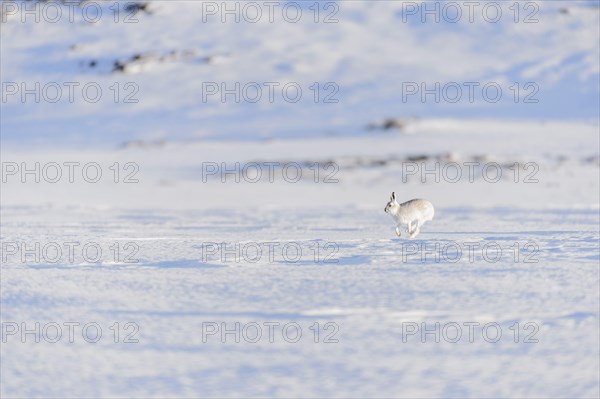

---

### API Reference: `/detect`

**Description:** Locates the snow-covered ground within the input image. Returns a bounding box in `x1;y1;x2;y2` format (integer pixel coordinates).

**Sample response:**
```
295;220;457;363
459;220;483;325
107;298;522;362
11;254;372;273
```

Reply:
2;119;599;398
1;1;599;398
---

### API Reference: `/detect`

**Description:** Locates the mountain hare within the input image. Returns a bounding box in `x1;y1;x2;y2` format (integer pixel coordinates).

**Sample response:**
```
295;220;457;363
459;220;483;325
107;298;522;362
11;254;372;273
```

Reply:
384;192;434;238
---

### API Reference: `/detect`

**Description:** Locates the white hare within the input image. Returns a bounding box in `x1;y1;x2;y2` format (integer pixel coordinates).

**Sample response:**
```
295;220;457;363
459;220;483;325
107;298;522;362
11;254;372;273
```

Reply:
384;192;434;238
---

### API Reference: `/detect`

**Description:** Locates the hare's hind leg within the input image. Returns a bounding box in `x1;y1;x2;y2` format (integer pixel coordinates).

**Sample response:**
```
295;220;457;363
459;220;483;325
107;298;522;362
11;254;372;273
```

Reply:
407;220;417;235
408;220;420;238
409;226;420;238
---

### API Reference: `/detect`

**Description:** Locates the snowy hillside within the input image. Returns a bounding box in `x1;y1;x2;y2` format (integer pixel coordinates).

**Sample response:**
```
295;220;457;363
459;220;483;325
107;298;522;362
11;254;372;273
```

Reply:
1;0;599;146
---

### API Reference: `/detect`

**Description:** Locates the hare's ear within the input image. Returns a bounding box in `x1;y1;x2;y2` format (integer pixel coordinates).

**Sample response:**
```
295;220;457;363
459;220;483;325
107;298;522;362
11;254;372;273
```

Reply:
391;192;396;202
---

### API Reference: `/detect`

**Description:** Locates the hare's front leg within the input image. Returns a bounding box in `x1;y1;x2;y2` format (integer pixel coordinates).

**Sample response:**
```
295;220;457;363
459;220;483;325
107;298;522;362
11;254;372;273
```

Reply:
395;226;402;237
